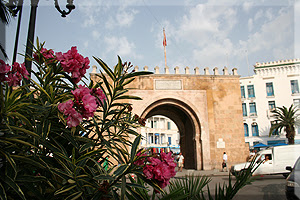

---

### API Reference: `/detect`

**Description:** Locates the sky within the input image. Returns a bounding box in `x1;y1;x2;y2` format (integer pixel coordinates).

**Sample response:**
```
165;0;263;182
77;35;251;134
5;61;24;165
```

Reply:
3;0;300;79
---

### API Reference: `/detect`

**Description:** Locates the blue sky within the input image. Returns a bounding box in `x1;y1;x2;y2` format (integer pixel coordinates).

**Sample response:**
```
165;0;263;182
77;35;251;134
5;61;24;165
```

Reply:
4;0;300;78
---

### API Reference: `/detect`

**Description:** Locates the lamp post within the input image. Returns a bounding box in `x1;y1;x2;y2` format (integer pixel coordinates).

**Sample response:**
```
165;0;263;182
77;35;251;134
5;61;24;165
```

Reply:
24;0;75;79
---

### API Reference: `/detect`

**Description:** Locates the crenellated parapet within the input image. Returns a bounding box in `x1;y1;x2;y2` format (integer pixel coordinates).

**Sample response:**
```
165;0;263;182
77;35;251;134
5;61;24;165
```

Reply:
91;65;239;76
254;59;300;76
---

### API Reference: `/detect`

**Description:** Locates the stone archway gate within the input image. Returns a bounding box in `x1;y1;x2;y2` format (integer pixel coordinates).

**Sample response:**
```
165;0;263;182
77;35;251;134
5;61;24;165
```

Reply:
91;66;249;170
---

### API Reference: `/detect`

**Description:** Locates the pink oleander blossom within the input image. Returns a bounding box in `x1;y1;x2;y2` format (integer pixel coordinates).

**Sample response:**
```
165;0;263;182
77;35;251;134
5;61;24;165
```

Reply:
58;85;104;127
66;109;83;127
56;46;90;84
72;85;97;118
134;152;147;166
140;152;177;190
6;62;29;86
91;88;106;106
0;59;10;82
33;47;55;63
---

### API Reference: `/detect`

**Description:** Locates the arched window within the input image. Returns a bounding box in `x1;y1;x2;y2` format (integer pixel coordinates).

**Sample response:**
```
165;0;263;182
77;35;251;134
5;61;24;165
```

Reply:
252;123;259;136
244;123;249;137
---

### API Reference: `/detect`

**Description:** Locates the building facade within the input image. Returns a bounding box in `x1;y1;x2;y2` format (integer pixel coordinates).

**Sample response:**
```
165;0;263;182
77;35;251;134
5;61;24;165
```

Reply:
140;115;180;153
91;65;250;170
240;59;300;147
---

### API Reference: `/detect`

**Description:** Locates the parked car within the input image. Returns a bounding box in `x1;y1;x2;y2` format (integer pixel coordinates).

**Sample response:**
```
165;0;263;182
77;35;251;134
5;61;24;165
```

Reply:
286;156;300;200
231;144;300;176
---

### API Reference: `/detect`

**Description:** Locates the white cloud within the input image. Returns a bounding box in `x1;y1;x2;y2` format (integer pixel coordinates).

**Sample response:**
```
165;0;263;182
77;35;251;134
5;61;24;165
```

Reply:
104;36;142;59
92;31;101;40
243;1;254;13
192;38;234;68
248;18;253;31
239;8;293;56
82;15;97;27
254;10;263;21
175;4;237;46
106;9;138;29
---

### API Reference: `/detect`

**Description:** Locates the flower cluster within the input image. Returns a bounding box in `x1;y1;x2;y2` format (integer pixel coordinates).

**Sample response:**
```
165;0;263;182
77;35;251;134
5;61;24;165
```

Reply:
33;47;55;63
56;47;90;84
0;59;29;86
135;152;177;189
58;85;106;127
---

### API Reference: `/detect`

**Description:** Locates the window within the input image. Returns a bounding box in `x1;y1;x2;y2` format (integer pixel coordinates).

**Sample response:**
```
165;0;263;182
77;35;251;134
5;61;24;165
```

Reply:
154;133;159;144
241;86;246;98
154;121;157;129
266;82;274;96
252;123;259;136
268;101;276;110
291;80;299;94
168;137;171;145
294;99;300;108
242;103;247;116
161;134;165;144
247;85;255;98
167;122;171;130
149;133;153;144
249;102;257;116
244;123;249;137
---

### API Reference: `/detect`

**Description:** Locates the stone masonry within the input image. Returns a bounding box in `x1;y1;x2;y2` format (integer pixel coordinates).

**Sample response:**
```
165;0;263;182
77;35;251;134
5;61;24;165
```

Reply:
90;66;249;170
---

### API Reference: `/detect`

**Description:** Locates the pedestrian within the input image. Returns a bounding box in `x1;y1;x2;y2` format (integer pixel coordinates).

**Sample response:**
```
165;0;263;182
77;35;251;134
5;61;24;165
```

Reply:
222;152;228;172
177;152;184;172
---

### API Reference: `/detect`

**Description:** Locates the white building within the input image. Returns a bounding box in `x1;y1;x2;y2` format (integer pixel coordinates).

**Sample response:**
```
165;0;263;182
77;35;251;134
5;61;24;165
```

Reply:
140;115;180;151
240;59;300;147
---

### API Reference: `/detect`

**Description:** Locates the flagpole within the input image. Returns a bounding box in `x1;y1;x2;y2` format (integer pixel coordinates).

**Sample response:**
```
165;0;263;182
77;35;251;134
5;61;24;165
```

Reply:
164;45;167;68
163;28;167;68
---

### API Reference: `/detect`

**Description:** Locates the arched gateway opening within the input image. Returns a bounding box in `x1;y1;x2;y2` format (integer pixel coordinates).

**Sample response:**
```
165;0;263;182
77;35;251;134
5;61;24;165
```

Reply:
141;98;202;170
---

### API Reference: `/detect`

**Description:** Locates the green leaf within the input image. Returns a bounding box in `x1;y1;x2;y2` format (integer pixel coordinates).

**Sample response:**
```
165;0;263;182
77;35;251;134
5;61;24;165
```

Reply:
9;126;39;137
54;184;77;196
93;56;115;80
0;182;7;200
113;164;128;177
66;191;83;200
130;135;141;162
121;175;126;200
2;175;26;200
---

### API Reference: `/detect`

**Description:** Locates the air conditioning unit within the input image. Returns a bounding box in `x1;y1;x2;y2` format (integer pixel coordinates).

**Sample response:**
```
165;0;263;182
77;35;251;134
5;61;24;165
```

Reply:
249;113;257;117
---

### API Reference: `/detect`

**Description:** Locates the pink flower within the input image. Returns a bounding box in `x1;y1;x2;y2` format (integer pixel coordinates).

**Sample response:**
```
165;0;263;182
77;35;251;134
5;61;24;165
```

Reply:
33;47;55;63
56;46;90;84
58;99;74;115
142;152;177;189
133;152;147;166
72;85;97;118
6;62;29;86
58;85;101;127
0;59;10;82
91;88;106;106
143;165;154;179
66;109;83;127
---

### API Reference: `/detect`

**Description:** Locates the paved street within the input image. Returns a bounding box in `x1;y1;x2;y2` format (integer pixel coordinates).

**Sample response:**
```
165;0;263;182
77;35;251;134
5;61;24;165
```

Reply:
174;169;287;200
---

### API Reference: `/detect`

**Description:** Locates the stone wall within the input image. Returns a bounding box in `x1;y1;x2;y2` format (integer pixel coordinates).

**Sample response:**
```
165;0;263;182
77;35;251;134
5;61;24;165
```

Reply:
90;66;249;170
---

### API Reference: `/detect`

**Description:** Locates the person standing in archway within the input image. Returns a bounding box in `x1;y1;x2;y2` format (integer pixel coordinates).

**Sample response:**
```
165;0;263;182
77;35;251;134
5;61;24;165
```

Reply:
177;152;184;172
222;152;228;172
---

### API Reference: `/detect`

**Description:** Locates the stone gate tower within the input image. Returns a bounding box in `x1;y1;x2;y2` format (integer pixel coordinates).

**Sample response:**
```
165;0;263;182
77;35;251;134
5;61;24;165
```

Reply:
91;66;249;170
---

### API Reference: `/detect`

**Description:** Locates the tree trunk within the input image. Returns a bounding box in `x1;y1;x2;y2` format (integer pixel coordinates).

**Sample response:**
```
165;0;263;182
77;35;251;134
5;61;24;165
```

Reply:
286;127;295;144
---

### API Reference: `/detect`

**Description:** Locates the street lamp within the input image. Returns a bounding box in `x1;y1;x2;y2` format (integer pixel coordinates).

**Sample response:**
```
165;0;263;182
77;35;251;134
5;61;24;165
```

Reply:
54;0;75;17
24;0;75;79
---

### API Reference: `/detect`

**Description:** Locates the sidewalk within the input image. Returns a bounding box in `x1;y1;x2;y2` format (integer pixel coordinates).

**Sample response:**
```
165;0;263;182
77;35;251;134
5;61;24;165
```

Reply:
174;168;230;177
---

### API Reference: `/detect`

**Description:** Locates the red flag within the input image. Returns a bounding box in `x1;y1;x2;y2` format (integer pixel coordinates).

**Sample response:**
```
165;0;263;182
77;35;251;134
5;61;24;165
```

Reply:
163;29;167;47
